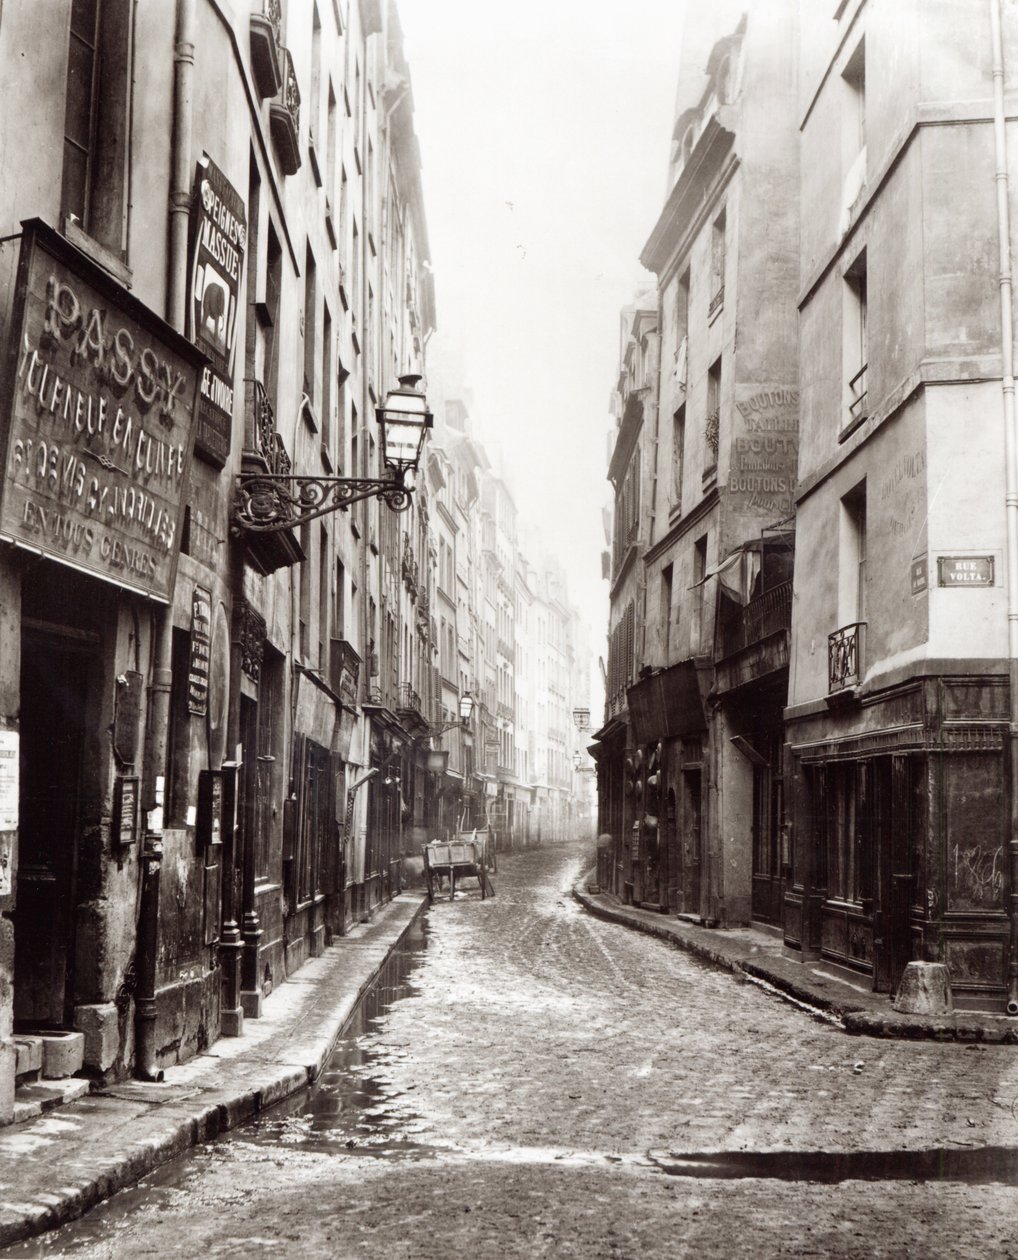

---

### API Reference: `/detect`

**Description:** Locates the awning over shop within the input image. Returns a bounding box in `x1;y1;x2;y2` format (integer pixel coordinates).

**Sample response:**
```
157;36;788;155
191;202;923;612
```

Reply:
627;659;708;745
591;715;627;745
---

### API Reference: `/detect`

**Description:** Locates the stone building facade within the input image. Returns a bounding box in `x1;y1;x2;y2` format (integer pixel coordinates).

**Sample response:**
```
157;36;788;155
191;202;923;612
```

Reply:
0;0;441;1120
598;0;1018;1013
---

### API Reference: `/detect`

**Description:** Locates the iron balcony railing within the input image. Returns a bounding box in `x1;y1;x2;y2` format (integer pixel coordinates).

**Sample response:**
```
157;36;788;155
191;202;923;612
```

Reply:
704;409;720;464
269;46;301;175
848;362;868;426
249;0;283;98
717;579;793;660
828;622;864;692
249;380;291;474
397;683;423;716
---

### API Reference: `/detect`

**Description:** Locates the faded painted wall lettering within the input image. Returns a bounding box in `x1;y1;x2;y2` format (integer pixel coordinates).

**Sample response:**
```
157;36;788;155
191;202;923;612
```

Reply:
730;387;798;516
0;222;201;602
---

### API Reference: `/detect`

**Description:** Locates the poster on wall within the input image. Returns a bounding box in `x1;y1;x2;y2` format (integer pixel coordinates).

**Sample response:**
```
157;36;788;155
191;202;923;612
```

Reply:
187;155;247;469
0;219;205;603
0;729;18;833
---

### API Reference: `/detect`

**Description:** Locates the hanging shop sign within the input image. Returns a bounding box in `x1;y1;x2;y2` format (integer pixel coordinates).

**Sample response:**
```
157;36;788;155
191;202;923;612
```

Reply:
187;156;247;468
937;555;994;587
0;219;205;602
188;585;212;715
114;775;139;848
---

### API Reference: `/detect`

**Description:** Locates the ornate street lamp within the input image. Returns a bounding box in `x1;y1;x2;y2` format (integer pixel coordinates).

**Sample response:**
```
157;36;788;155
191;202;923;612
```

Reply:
426;692;474;773
432;691;474;738
233;373;433;533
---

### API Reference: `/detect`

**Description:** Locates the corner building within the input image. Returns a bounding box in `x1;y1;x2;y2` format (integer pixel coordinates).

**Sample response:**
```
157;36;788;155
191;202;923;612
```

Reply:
786;0;1018;1010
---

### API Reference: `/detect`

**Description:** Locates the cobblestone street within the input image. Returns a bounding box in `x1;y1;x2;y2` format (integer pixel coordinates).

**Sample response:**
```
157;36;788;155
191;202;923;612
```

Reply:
14;840;1018;1259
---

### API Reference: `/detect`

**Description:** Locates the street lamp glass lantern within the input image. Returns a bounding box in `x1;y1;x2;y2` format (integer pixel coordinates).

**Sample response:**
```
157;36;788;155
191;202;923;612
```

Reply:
459;691;475;725
377;374;434;477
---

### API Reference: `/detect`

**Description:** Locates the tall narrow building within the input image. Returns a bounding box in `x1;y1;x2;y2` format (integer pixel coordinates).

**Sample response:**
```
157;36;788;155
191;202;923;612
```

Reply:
597;1;800;924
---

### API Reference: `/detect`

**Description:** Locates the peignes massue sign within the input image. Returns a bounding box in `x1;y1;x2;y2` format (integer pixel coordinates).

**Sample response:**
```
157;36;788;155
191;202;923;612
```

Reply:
0;219;205;603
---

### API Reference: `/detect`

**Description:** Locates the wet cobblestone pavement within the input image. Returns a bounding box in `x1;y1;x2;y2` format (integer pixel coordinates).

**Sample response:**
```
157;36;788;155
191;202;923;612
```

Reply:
10;840;1018;1258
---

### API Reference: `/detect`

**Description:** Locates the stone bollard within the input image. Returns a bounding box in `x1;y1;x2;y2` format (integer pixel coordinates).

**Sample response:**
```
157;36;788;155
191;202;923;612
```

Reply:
892;961;953;1016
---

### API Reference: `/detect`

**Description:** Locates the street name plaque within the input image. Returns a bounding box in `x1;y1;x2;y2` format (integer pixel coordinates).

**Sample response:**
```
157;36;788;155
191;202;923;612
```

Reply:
937;555;995;587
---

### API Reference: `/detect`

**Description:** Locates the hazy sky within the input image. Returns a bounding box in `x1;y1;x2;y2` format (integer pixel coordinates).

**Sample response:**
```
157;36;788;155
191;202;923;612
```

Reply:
398;0;687;692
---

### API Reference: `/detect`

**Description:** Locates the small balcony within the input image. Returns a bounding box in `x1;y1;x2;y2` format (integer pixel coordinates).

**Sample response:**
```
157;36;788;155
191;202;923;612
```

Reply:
270;46;301;176
397;683;423;716
234;381;303;574
396;682;431;735
828;622;864;696
249;0;282;98
717;579;793;661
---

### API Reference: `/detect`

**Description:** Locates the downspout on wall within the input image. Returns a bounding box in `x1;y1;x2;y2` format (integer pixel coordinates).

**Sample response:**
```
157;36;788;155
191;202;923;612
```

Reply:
135;0;195;1079
988;0;1018;1016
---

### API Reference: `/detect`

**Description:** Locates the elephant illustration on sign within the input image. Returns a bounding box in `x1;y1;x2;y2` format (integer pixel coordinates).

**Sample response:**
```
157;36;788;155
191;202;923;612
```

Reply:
199;269;229;356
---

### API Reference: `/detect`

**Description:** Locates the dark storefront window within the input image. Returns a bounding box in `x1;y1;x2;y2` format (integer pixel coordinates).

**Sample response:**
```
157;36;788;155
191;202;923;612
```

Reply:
827;762;861;903
751;732;784;880
294;735;333;903
256;646;285;881
166;627;192;827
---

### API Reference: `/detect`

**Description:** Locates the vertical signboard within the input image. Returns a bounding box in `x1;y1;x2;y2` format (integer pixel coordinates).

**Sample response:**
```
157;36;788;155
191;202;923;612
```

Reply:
0;220;204;602
188;585;212;715
187;157;247;468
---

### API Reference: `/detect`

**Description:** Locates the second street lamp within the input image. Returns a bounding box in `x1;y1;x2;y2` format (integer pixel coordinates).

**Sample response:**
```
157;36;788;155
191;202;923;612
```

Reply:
232;373;434;533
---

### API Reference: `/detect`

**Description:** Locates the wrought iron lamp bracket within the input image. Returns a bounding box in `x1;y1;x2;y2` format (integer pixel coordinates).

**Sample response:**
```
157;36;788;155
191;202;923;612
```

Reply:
232;471;414;534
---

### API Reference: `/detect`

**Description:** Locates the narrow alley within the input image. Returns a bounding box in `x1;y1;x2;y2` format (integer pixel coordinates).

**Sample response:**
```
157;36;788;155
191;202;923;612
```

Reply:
8;841;1018;1259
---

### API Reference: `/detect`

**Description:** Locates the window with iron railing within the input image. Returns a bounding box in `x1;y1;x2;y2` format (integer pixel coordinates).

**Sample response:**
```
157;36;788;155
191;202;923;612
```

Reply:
843;249;867;433
828;621;863;692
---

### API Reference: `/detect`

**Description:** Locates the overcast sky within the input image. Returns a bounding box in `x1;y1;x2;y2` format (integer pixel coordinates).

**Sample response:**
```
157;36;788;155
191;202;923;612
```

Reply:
398;0;687;699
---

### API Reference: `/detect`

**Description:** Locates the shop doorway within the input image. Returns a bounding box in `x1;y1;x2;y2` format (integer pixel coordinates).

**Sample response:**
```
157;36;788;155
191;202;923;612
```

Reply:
14;629;94;1029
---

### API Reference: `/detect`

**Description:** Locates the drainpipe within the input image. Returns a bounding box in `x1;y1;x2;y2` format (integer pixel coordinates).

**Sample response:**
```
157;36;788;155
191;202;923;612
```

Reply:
134;0;195;1079
989;0;1018;1015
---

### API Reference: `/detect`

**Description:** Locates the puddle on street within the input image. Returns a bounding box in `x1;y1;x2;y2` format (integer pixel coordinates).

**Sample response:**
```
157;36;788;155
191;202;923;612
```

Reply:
240;913;446;1160
8;869;1018;1257
650;1147;1018;1185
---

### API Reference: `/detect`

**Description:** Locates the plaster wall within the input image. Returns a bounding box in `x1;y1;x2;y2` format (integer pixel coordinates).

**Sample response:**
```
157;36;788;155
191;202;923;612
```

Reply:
788;397;929;706
921;122;998;364
715;711;753;925
0;1;68;237
798;146;925;486
925;382;1008;661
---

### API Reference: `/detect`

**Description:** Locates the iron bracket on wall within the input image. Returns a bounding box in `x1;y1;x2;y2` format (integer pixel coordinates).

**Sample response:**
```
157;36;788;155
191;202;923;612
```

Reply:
232;471;414;534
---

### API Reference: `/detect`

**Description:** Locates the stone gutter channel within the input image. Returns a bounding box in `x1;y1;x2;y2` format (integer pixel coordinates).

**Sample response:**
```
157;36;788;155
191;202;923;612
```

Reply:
571;875;1018;1045
0;894;427;1249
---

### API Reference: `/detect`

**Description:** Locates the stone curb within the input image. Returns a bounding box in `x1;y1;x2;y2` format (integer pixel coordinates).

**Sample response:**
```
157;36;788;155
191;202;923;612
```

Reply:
0;893;428;1249
571;878;1018;1044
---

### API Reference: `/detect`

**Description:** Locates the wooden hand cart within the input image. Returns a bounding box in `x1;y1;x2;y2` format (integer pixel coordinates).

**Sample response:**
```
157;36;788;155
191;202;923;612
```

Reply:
423;837;495;903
